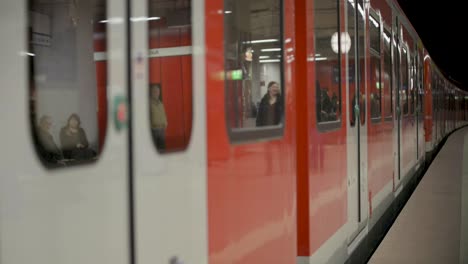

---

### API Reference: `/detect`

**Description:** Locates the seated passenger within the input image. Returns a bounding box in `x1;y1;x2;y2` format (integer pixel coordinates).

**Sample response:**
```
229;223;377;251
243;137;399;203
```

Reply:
256;81;283;126
36;115;64;164
60;113;95;160
150;84;168;150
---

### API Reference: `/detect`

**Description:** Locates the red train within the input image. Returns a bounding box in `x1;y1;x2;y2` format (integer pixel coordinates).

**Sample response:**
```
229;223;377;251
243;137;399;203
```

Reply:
1;0;467;263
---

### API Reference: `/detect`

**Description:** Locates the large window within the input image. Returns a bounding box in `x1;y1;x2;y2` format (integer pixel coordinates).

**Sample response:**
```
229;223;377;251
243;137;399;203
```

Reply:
29;0;106;168
369;14;381;122
409;55;415;116
315;0;341;130
148;0;193;153
383;28;393;120
401;47;409;115
224;0;284;141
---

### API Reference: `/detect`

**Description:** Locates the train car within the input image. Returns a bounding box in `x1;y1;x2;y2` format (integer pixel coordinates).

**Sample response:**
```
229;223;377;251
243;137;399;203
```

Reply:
0;0;467;264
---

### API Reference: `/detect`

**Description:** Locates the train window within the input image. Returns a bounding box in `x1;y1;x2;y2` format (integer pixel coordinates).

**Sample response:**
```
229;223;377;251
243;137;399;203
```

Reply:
383;28;392;121
369;14;381;122
224;0;284;142
148;0;193;152
401;47;409;115
409;55;415;116
347;0;365;127
315;0;341;130
417;55;423;115
28;0;106;168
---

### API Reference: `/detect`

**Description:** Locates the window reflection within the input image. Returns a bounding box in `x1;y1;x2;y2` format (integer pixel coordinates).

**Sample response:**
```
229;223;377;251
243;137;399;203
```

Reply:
224;0;283;130
148;0;192;152
29;0;105;167
315;0;341;125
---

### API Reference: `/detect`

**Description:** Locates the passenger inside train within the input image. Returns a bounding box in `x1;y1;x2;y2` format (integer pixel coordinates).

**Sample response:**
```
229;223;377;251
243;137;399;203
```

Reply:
256;81;283;127
150;83;168;150
36;115;64;165
60;113;95;161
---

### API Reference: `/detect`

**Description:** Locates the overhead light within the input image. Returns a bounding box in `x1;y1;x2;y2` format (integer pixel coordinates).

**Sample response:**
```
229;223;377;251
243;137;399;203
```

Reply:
285;38;292;43
99;17;124;24
259;56;270;59
383;33;390;43
261;48;282;52
131;16;160;22
244;39;279;44
260;59;280;63
20;51;35;57
307;57;327;61
225;10;232;14
369;16;379;27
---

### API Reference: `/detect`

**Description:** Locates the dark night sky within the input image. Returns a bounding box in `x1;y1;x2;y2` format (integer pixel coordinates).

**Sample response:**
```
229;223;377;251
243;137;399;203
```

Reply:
396;0;468;91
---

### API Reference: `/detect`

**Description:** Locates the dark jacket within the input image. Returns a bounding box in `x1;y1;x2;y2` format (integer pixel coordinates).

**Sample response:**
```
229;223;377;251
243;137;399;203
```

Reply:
60;127;90;159
256;94;283;127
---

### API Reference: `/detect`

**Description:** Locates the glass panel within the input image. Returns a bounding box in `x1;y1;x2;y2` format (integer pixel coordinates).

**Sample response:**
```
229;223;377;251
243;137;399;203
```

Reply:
369;14;381;122
148;0;192;153
369;15;380;53
29;0;106;168
401;48;409;115
348;0;357;127
224;0;283;132
383;28;392;119
315;0;341;125
347;0;365;126
410;55;415;115
370;55;382;120
357;0;366;125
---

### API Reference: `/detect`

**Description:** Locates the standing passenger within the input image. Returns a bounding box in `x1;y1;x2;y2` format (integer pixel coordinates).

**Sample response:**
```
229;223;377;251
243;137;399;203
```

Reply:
150;84;168;150
256;81;283;126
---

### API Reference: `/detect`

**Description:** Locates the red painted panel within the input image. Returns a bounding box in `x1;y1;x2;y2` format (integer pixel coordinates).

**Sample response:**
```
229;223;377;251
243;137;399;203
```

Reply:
95;62;107;151
306;1;348;255
161;57;185;150
206;0;297;261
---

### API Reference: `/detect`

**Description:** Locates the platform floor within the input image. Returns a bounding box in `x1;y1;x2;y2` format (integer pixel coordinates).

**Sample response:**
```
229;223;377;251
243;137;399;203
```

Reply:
368;127;468;264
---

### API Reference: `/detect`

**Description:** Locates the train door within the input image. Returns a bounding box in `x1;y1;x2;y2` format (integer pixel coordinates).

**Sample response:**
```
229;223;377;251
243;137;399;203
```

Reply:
346;0;369;244
0;1;131;264
393;19;403;188
129;1;208;263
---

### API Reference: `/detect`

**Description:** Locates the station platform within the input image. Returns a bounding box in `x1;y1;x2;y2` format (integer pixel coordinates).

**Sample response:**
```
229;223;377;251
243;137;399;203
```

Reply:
368;127;468;263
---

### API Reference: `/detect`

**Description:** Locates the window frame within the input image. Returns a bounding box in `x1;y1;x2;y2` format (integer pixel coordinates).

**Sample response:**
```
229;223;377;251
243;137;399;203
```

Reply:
224;0;286;144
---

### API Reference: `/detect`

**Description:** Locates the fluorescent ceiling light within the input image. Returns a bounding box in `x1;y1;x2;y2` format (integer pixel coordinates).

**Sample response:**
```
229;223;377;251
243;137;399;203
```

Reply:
225;10;232;14
259;56;270;59
131;16;160;22
244;39;279;44
261;48;282;52
369;16;379;27
260;59;281;63
307;57;327;61
99;17;124;24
